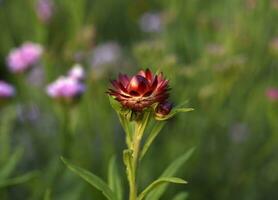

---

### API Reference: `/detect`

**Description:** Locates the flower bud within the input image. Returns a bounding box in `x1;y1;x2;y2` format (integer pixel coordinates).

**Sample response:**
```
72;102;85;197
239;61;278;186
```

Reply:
155;101;173;118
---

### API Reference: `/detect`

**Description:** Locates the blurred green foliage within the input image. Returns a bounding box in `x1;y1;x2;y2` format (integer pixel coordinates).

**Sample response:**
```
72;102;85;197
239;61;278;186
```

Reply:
0;0;278;199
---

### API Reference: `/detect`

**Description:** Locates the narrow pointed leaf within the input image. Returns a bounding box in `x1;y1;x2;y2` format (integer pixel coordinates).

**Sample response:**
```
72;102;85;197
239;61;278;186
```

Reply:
155;99;193;121
108;95;122;113
61;157;115;200
0;148;23;180
140;121;165;161
138;177;187;200
0;171;38;188
146;148;195;200
156;108;194;121
108;156;123;200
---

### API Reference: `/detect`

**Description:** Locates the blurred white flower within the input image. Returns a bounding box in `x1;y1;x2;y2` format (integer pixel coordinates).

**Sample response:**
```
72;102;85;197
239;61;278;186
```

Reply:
139;12;163;33
68;64;85;81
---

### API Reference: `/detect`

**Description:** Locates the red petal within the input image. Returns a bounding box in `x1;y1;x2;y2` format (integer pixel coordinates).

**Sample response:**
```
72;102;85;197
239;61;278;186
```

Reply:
128;75;148;95
118;73;130;88
145;69;153;83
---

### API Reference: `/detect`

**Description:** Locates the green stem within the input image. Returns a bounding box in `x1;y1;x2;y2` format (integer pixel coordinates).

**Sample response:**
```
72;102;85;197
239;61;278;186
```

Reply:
128;122;144;200
60;106;73;158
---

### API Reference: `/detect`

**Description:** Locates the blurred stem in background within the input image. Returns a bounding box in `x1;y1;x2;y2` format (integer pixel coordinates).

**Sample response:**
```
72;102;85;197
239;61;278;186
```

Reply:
60;105;73;158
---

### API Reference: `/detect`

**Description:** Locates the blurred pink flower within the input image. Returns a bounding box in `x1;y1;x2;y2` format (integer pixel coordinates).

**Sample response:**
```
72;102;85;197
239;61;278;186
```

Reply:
7;42;43;73
68;64;85;81
36;0;54;23
266;88;278;101
46;76;85;101
0;81;15;99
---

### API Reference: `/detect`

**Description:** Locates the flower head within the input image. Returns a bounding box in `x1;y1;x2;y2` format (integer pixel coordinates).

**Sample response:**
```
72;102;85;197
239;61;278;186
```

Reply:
0;81;15;101
7;42;43;73
266;88;278;101
108;69;170;111
68;64;85;81
46;76;85;102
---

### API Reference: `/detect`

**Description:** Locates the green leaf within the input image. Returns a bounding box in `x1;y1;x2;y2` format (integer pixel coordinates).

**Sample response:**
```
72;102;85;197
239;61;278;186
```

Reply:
140;121;166;161
137;111;151;137
61;157;115;200
172;192;189;200
138;177;187;200
109;96;134;147
0;171;38;188
118;114;134;147
146;148;195;200
0;148;23;180
108;156;123;200
156;108;194;121
108;95;123;113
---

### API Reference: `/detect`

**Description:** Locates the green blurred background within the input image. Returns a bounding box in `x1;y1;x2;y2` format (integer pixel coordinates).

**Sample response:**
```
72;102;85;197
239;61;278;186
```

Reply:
1;0;278;199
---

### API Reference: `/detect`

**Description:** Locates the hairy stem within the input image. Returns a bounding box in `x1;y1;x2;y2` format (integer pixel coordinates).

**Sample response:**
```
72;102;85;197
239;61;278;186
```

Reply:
128;121;144;200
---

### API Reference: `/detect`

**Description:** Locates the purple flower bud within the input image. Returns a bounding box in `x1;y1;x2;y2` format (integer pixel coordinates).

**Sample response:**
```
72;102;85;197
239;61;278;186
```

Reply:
68;64;85;81
266;88;278;101
7;42;43;73
0;81;15;99
46;76;85;102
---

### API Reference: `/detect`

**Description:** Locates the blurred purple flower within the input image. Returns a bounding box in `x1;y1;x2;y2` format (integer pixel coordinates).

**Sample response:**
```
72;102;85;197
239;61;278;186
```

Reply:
36;0;54;23
7;42;43;73
17;104;41;123
91;42;122;67
27;66;45;87
139;12;163;33
68;64;85;81
0;81;15;99
266;88;278;101
46;76;85;101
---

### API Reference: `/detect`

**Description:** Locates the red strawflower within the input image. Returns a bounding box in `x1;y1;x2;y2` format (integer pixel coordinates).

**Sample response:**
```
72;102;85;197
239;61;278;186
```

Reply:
108;69;170;111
